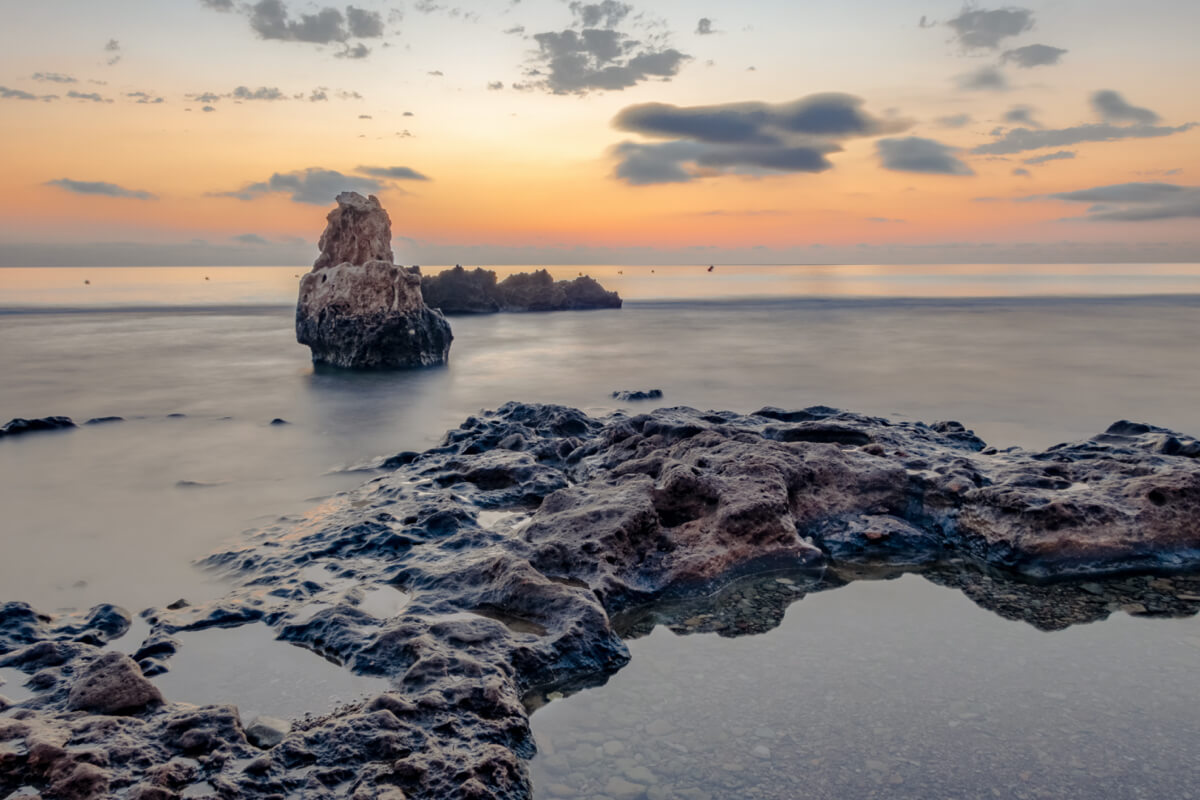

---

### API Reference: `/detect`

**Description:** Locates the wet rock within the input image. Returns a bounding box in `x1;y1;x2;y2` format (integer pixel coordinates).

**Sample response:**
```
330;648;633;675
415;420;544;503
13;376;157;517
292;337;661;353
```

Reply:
66;652;163;715
0;417;76;438
269;418;290;426
83;416;124;426
421;266;621;314
296;193;452;370
245;716;290;749
612;390;663;402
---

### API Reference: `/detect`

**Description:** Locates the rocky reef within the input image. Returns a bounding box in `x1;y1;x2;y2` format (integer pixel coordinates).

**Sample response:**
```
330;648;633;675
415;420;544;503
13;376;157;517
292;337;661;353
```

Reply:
2;403;1200;799
296;193;452;369
420;266;622;314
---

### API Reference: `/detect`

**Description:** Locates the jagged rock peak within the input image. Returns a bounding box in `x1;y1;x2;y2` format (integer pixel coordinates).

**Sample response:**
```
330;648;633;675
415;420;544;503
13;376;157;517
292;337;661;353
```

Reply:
313;191;394;270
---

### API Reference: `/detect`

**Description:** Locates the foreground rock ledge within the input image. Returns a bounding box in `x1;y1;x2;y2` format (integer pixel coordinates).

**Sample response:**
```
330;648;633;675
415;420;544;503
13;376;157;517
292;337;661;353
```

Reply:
2;404;1199;799
296;192;452;369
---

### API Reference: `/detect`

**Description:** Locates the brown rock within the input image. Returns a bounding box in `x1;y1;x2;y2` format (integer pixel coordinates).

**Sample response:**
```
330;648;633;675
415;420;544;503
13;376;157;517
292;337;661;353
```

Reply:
47;762;109;800
313;192;394;270
66;652;163;715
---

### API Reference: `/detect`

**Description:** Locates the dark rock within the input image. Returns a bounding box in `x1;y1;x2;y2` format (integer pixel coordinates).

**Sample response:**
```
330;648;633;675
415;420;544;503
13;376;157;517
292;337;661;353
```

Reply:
269;418;290;426
83;416;124;426
0;416;76;438
611;389;663;402
66;652;163;715
421;266;621;314
245;716;291;749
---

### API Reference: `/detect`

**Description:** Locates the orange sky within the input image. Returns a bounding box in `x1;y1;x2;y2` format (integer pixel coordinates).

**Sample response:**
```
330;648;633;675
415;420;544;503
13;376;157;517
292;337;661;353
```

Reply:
1;0;1198;265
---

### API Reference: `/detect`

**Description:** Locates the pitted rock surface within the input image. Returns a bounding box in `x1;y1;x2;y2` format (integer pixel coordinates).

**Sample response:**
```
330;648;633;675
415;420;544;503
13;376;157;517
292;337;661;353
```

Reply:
2;403;1200;798
296;192;452;369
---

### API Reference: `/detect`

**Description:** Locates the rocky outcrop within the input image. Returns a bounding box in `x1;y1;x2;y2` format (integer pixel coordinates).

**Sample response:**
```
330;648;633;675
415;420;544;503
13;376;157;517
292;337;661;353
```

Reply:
421;266;622;314
312;192;394;271
612;389;662;402
296;193;452;369
2;404;1200;799
0;417;75;438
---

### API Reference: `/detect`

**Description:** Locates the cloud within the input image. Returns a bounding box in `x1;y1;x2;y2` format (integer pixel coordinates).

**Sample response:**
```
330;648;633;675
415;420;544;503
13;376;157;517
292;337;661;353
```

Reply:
1091;90;1160;124
867;217;905;223
1023;150;1074;165
945;7;1034;50
46;178;155;200
1012;167;1031;177
696;18;715;35
935;113;973;128
211;167;387;204
1001;44;1066;68
1037;182;1200;222
526;2;690;94
971;122;1195;155
67;90;111;103
1003;104;1041;128
1;85;56;101
504;25;525;35
105;39;122;65
32;72;76;84
427;70;444;76
213;0;384;54
202;105;216;112
355;165;430;180
233;233;270;244
877;137;974;175
358;114;372;119
126;91;165;104
611;94;908;185
232;85;285;101
487;81;504;90
956;66;1007;91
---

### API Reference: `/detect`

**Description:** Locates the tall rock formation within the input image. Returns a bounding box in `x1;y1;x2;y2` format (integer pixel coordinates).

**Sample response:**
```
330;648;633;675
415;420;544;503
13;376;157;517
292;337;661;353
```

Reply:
296;193;452;369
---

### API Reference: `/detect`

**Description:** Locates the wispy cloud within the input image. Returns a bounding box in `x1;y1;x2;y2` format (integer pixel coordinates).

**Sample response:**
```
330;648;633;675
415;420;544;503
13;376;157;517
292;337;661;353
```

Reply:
46;178;156;200
877;137;974;175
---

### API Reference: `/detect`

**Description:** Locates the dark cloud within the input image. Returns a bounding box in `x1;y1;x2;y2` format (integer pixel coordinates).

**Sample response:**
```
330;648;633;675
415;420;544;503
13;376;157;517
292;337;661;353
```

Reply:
1091;90;1160;124
233;233;270;244
1;86;56;101
309;89;328;101
945;7;1034;50
956;66;1007;91
67;90;111;103
505;25;526;35
971;122;1195;155
696;18;715;35
337;90;363;99
1001;44;1066;68
403;110;414;116
32;72;76;83
611;94;907;185
336;43;371;58
201;0;235;9
346;6;384;37
232;85;285;101
202;105;216;112
935;113;973;128
211;167;385;205
877;137;974;175
526;2;689;94
1023;150;1074;165
1038;182;1200;222
355;165;430;180
1003;104;1041;128
46;178;155;200
126;91;165;104
192;92;222;103
428;70;444;76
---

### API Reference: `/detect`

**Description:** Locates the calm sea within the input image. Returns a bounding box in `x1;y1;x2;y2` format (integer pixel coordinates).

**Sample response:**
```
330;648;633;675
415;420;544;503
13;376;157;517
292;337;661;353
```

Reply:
2;263;1200;798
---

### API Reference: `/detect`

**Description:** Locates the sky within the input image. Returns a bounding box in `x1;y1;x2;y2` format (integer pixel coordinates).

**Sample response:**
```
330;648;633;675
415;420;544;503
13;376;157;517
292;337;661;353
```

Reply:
0;0;1198;266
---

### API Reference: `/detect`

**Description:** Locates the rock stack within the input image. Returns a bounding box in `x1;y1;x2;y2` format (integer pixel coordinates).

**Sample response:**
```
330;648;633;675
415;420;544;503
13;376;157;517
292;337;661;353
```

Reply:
296;192;452;369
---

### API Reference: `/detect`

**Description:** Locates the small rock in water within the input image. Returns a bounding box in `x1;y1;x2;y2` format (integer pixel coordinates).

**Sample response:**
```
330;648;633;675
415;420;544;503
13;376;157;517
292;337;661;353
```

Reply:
269;418;290;426
0;416;76;438
612;389;663;402
84;416;124;425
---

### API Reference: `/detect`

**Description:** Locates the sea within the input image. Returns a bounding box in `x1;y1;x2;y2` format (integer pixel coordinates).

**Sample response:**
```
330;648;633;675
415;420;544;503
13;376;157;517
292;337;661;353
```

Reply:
2;263;1200;799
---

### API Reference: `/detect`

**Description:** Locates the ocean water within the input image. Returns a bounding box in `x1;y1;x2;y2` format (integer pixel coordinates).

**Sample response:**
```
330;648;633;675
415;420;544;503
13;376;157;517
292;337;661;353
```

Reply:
2;264;1200;796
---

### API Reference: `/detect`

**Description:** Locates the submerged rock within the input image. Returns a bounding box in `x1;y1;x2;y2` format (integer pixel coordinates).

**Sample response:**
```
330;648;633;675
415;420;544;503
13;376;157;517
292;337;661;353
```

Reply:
612;389;663;402
0;416;76;438
421;265;621;314
296;193;452;369
3;403;1200;798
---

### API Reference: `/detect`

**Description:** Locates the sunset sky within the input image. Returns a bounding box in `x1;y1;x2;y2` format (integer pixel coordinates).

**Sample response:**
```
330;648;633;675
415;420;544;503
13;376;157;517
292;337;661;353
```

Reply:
1;0;1198;266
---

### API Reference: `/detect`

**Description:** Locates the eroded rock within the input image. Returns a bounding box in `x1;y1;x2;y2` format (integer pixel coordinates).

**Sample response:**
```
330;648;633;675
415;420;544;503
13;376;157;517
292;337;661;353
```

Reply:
296;193;452;369
421;266;621;314
66;652;163;715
